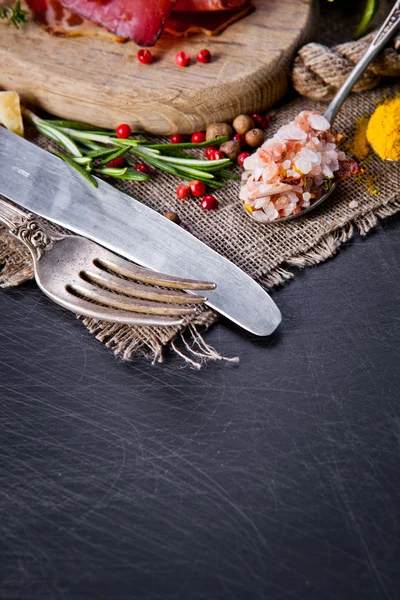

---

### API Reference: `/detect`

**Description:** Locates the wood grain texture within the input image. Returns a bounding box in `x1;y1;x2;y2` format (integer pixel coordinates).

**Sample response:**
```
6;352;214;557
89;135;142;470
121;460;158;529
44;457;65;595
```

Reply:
0;0;315;134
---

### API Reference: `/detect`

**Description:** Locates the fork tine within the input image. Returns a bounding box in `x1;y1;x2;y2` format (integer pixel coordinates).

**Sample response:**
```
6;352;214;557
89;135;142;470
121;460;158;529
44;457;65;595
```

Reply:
70;279;199;316
58;288;184;327
83;269;208;304
95;253;216;291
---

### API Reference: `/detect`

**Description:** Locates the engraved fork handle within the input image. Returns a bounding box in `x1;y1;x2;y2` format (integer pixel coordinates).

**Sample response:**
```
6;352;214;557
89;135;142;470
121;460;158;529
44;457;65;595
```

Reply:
0;197;54;260
324;0;400;124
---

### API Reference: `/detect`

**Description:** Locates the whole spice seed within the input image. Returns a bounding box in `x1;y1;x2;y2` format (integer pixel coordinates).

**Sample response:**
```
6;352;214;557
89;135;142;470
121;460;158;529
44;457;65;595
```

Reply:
245;128;264;148
197;49;212;63
237;151;250;166
232;115;255;135
176;184;189;199
200;195;219;210
163;210;181;224
206;145;218;159
137;49;153;64
175;51;190;67
190;180;206;197
233;133;246;146
211;149;224;161
116;123;132;139
220;140;241;161
191;131;206;144
135;163;150;174
108;157;125;168
170;134;186;144
206;123;233;141
251;113;270;129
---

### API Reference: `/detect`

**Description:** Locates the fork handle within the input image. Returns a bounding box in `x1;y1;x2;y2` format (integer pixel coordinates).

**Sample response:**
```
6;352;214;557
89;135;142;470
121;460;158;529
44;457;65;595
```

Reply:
0;197;53;260
0;197;31;230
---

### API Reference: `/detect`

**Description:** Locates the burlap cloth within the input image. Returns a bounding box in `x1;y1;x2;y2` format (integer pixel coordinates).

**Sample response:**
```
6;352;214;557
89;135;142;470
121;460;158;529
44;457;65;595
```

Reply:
1;2;399;366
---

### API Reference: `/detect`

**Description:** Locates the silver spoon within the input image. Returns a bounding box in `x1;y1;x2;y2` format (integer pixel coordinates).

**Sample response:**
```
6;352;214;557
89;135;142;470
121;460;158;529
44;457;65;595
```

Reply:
245;0;400;224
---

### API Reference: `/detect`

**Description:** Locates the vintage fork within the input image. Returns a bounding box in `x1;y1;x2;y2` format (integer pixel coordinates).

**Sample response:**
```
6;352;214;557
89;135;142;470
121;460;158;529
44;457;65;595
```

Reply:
0;198;216;327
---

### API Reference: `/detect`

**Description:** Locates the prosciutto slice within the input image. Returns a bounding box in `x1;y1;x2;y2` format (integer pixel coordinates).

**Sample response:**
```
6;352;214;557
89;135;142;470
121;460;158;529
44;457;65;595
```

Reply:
175;0;247;10
26;0;119;38
56;0;178;45
26;0;252;44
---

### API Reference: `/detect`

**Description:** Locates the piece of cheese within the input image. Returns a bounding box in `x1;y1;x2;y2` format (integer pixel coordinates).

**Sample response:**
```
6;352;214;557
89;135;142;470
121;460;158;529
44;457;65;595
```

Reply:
0;91;24;136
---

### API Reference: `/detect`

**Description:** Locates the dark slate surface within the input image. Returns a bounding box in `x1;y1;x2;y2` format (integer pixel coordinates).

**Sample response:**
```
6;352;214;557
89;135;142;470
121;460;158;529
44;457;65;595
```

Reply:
1;214;400;600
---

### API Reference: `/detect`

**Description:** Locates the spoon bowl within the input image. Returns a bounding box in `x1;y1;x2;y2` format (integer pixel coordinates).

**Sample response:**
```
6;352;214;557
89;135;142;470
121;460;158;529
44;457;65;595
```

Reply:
243;182;337;223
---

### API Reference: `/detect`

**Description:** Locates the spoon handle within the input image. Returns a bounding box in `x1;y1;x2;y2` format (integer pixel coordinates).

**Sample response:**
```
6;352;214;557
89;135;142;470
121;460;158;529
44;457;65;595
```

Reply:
324;0;400;124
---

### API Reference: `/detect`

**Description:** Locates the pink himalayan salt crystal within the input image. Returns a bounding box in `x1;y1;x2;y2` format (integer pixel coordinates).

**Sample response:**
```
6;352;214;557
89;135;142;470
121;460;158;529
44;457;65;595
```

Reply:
241;110;348;222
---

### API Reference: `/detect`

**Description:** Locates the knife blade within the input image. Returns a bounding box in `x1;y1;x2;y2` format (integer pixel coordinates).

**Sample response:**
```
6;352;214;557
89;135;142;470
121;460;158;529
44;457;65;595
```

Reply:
0;127;281;335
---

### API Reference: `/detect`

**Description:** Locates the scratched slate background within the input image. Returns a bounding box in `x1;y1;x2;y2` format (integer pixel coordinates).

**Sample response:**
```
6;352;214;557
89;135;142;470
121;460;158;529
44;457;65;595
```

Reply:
1;213;400;600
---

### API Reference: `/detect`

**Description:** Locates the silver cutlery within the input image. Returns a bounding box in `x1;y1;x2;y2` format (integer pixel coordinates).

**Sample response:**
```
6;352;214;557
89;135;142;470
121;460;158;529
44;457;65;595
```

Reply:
0;127;281;336
0;198;215;327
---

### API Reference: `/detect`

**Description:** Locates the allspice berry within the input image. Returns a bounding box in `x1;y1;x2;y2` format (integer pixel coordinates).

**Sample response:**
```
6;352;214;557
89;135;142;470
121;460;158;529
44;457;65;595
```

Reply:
232;114;255;135
206;122;233;141
220;139;241;161
245;128;264;148
163;211;181;225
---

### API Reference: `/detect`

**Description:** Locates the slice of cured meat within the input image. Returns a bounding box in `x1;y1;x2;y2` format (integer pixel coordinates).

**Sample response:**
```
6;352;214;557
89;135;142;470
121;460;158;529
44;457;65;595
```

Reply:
26;0;120;39
26;0;252;41
165;4;253;37
57;0;178;45
174;0;247;10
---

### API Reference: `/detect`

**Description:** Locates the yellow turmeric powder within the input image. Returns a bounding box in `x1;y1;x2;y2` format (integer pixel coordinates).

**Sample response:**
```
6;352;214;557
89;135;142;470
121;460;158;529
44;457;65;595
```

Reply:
346;115;371;161
367;94;400;161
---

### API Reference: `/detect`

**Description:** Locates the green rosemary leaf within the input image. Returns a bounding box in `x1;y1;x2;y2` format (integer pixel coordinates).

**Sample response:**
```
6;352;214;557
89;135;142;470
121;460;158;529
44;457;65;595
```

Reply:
158;148;194;159
147;136;229;150
62;129;116;145
37;122;83;157
116;138;157;149
72;157;92;165
47;120;113;132
169;164;215;180
217;169;241;180
133;148;230;168
53;152;98;187
0;1;28;28
135;155;180;177
94;167;128;177
114;171;149;182
85;147;119;159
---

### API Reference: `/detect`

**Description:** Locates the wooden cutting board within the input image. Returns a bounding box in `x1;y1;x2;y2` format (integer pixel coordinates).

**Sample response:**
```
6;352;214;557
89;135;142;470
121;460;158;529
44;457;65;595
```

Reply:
0;0;315;135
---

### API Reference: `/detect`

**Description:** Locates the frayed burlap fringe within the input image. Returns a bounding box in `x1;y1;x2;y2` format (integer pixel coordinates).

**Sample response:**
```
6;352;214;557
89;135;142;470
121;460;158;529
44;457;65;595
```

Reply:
292;31;400;101
78;309;240;369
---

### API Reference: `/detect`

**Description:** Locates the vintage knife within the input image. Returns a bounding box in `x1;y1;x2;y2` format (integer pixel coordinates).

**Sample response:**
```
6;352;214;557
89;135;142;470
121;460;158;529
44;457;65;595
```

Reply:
0;127;281;335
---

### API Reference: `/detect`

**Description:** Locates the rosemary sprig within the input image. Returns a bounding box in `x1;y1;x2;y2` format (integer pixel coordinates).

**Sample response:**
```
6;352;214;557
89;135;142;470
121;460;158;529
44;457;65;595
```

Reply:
24;110;235;189
0;1;28;28
53;152;98;188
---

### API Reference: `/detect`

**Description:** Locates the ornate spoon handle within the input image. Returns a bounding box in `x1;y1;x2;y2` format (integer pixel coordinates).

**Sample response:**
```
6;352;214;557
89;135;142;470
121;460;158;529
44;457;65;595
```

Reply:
324;0;400;124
